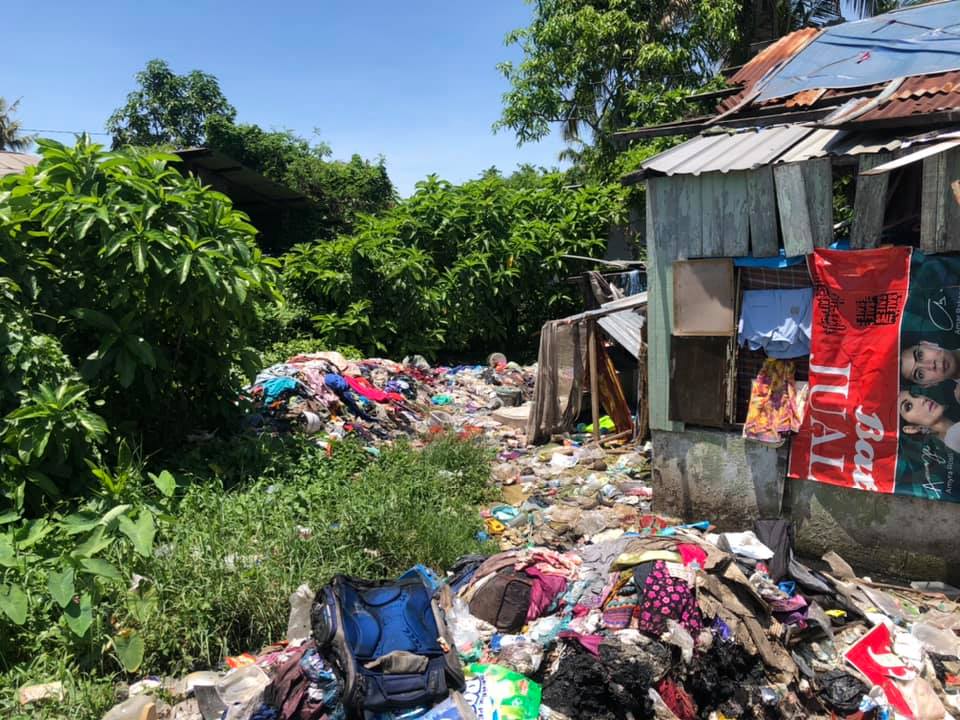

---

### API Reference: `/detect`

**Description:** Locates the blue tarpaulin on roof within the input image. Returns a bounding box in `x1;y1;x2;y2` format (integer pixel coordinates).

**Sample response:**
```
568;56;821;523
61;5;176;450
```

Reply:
755;1;960;102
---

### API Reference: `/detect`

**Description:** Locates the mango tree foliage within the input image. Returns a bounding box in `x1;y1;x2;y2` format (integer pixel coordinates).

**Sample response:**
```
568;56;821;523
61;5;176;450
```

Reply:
0;136;281;463
107;59;236;149
496;0;738;178
282;170;627;359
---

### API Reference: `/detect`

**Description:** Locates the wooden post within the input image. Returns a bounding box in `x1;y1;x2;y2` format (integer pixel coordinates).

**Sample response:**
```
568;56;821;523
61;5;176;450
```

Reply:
588;320;601;443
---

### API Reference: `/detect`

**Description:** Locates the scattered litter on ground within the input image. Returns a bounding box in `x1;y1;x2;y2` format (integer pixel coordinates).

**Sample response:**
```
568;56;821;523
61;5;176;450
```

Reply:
84;351;959;720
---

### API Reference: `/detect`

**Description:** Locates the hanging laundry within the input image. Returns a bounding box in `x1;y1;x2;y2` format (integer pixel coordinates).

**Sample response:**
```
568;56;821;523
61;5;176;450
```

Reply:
738;288;813;359
742;359;803;445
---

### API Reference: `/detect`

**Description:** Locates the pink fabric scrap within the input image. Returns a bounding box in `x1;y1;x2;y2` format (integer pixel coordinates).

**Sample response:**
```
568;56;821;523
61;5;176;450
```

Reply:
525;566;568;620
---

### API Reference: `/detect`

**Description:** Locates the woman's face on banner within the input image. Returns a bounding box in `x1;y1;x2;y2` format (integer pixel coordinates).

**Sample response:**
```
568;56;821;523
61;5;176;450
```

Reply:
900;341;956;386
898;389;945;427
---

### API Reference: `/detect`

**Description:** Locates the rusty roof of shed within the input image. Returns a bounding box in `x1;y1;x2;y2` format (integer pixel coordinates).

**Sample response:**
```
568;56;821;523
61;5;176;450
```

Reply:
718;28;821;113
617;2;960;141
828;71;960;126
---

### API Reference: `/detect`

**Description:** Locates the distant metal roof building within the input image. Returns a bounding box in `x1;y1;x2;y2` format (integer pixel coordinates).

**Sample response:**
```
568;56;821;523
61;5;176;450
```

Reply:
0;152;39;176
175;148;307;206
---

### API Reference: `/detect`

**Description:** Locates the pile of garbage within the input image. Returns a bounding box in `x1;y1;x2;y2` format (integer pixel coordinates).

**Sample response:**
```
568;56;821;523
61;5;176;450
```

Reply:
482;442;654;550
89;350;959;720
101;513;959;720
243;351;534;446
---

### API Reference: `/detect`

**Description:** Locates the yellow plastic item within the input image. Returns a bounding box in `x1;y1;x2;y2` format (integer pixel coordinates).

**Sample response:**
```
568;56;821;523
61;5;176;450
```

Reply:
485;517;506;535
585;416;615;433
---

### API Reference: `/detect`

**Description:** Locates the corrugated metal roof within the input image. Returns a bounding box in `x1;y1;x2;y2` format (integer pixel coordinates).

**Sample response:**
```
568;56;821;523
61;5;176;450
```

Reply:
776;127;847;162
755;1;960;103
853;70;960;123
709;4;960;130
640;123;953;176
719;28;821;112
815;130;918;156
0;152;39;176
598;309;645;360
641;125;815;175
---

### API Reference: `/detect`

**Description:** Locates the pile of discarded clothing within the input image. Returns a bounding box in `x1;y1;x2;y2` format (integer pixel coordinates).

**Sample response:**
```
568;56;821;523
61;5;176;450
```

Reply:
243;351;534;446
117;516;958;720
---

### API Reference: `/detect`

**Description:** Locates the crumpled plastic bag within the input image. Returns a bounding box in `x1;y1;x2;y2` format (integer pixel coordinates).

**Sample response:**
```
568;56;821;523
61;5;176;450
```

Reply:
286;583;313;642
660;619;694;664
716;531;775;560
448;598;496;661
816;669;868;715
497;636;544;676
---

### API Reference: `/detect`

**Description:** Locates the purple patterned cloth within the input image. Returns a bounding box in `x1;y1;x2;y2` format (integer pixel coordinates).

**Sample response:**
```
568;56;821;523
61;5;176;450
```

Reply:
636;561;702;637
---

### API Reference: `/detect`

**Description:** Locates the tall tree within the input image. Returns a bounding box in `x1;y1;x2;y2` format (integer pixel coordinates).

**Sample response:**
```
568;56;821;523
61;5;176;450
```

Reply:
106;59;236;148
498;0;901;181
496;0;738;168
0;97;30;152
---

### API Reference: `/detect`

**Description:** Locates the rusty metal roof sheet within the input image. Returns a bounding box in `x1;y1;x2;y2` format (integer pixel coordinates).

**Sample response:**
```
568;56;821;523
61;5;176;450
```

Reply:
853;70;960;123
719;29;821;113
713;3;960;128
0;152;39;176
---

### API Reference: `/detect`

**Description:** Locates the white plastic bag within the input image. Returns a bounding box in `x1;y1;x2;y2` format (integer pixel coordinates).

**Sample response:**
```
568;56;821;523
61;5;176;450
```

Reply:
286;583;313;641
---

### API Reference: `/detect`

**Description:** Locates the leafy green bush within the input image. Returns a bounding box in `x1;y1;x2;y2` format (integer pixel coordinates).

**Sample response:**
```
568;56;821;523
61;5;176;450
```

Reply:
282;170;627;358
0;435;493;718
0;136;282;459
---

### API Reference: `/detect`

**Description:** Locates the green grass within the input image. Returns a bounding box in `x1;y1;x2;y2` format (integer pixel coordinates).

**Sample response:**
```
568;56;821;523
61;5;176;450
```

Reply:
0;433;496;719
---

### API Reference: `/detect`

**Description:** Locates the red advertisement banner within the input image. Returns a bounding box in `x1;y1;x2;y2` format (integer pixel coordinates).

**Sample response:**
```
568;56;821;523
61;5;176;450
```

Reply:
788;247;912;493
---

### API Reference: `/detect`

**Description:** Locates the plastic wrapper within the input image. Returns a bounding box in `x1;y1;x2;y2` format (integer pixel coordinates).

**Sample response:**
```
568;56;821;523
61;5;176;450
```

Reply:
661;619;694;664
497;636;545;676
911;622;960;657
525;615;565;646
448;598;496;661
286;583;313;641
575;509;610;538
463;663;541;720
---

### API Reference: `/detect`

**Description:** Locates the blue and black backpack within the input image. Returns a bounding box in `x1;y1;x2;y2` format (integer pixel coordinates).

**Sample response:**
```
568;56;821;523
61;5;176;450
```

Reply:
311;574;465;716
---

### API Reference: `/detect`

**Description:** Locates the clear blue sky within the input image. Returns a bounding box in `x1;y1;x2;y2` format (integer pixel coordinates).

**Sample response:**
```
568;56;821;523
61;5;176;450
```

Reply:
1;1;567;196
